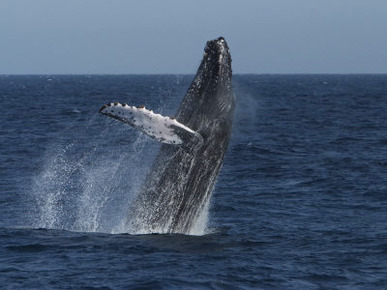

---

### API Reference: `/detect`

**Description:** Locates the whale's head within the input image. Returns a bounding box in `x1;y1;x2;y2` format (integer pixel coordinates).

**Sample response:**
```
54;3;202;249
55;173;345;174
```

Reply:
196;36;232;98
177;37;234;131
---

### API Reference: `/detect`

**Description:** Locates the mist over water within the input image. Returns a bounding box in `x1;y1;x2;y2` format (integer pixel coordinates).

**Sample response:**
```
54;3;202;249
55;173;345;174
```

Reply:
31;118;146;233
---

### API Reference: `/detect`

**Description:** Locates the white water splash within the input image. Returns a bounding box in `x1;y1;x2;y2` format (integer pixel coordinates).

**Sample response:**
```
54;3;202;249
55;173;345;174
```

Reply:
30;115;211;236
188;196;211;236
31;117;150;233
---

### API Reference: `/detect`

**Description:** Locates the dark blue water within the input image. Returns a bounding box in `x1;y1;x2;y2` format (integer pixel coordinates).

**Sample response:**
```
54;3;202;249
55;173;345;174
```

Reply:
1;75;386;288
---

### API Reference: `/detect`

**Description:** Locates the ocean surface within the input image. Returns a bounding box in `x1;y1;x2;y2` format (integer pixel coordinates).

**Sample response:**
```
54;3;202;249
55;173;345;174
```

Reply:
0;74;386;289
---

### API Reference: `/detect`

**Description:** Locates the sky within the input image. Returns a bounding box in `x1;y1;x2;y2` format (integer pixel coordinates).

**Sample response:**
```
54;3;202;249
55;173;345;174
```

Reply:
1;0;387;74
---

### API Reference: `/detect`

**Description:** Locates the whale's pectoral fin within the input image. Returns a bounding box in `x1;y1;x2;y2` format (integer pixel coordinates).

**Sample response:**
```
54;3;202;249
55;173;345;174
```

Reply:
99;102;203;146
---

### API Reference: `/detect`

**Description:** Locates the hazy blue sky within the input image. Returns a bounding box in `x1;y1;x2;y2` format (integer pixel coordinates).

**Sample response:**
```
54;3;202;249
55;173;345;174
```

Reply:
1;0;386;74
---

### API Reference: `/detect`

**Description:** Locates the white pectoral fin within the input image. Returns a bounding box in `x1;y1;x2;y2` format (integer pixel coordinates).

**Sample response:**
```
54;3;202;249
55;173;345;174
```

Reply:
99;102;203;145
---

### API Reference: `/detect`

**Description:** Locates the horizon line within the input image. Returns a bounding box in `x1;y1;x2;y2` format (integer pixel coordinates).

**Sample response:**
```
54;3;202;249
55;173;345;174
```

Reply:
1;72;387;76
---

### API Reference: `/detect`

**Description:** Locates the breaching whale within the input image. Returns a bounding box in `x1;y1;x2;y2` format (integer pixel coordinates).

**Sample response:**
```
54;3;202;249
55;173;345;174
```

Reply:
100;37;234;234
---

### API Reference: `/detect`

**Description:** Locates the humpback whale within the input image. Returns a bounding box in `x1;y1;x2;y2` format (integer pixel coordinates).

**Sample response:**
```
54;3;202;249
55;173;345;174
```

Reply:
100;37;234;234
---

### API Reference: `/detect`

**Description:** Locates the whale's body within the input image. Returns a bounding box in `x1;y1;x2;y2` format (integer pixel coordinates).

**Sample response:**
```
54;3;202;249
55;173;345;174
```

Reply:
100;37;234;234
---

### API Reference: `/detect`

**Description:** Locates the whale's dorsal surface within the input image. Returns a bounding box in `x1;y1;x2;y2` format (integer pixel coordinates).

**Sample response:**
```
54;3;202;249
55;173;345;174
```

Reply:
100;37;234;234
